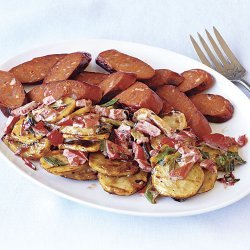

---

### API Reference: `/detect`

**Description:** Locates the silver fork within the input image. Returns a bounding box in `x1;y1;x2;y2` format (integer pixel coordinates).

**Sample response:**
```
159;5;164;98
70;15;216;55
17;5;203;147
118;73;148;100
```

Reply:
190;27;250;92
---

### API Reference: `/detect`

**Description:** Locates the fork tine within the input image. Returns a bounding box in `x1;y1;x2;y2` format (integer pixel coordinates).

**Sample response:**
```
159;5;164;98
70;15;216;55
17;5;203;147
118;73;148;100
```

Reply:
190;35;212;68
205;29;229;67
197;32;223;71
213;26;245;71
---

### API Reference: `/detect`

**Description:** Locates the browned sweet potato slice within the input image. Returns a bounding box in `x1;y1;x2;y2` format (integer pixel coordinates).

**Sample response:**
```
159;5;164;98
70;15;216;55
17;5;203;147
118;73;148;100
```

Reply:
190;94;234;123
156;85;212;139
96;49;155;80
116;82;163;114
0;71;25;108
43;52;91;84
160;100;174;116
178;69;214;95
74;71;108;85
143;69;184;89
9;54;66;84
99;72;136;101
28;80;102;104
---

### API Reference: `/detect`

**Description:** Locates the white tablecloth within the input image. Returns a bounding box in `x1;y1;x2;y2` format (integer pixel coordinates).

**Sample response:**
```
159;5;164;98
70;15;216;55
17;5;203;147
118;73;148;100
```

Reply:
0;1;249;250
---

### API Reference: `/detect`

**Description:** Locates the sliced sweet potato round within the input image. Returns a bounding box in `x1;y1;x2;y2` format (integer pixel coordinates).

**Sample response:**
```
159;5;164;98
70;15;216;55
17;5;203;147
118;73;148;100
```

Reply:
190;93;234;123
178;69;214;95
9;54;66;84
0;71;25;108
143;69;184;89
43;52;91;84
96;49;155;80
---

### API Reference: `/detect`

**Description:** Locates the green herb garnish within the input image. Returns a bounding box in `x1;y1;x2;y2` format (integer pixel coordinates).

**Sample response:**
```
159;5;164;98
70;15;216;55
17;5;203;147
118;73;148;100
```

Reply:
150;145;175;166
100;98;119;107
144;179;160;204
216;151;246;172
43;157;67;167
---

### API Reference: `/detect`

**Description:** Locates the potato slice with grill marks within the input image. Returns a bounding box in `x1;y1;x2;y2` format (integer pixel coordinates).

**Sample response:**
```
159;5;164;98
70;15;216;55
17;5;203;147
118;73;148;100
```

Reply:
198;169;217;194
161;111;187;131
62;164;98;181
11;118;43;144
63;133;110;141
40;151;83;175
49;97;76;123
98;171;148;196
89;153;139;177
152;163;204;199
58;142;100;152
3;136;50;160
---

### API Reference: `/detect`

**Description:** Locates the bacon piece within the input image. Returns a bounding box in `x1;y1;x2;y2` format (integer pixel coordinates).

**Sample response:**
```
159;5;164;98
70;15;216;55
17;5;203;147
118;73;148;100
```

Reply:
72;116;85;128
57;118;74;126
63;149;88;166
202;133;247;151
115;124;131;142
32;121;49;136
11;101;40;116
237;135;248;147
105;140;131;160
135;120;161;137
170;146;201;180
158;135;176;148
4;116;20;134
32;106;57;122
82;114;100;128
94;105;110;117
43;95;56;105
200;159;217;173
47;130;64;146
75;99;92;108
132;142;152;172
109;109;128;121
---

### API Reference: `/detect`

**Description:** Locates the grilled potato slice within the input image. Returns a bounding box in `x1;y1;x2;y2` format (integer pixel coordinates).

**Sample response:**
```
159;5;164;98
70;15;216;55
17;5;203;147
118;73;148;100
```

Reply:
63;133;110;141
40;150;83;175
62;164;98;180
68;106;91;118
198;169;217;194
11;118;43;144
98;171;148;196
152;163;204;199
3;136;50;160
58;142;100;152
161;111;187;131
150;134;166;150
89;152;139;177
60;126;94;136
49;97;76;122
201;146;221;162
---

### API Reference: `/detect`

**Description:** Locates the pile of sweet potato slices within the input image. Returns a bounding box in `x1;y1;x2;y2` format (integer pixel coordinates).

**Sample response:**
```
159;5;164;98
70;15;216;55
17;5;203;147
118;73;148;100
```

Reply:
0;49;234;139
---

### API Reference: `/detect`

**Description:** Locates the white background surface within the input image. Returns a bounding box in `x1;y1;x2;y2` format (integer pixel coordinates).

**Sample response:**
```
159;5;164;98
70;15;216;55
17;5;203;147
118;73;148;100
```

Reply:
0;1;250;250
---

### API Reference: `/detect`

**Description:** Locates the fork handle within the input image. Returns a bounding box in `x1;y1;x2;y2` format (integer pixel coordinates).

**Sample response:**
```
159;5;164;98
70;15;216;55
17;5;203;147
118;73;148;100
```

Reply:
232;79;250;93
